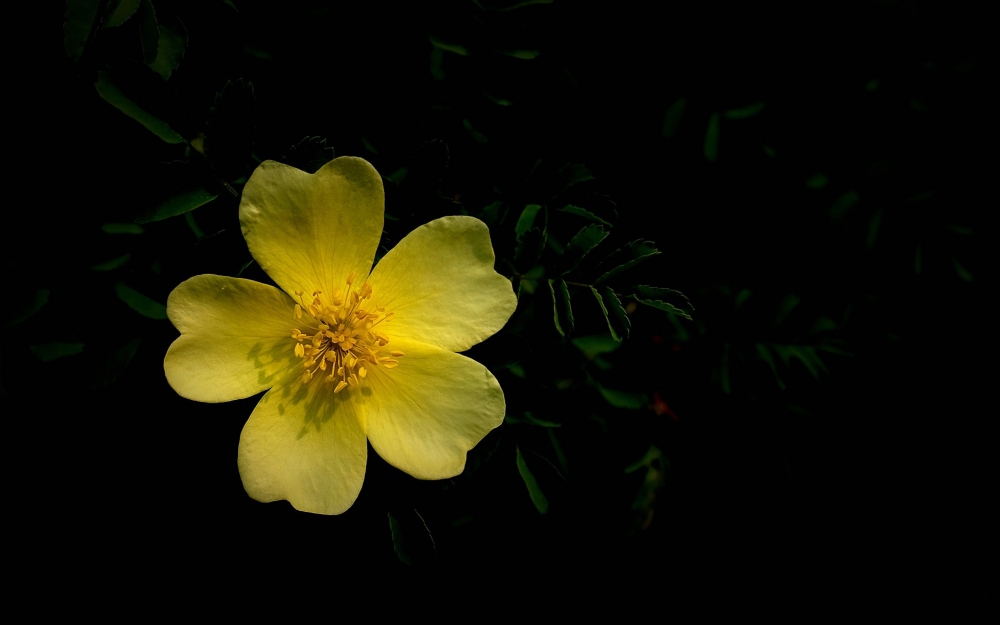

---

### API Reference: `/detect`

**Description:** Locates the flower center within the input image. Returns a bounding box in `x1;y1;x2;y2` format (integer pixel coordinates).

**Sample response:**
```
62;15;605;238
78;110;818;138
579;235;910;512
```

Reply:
290;271;402;392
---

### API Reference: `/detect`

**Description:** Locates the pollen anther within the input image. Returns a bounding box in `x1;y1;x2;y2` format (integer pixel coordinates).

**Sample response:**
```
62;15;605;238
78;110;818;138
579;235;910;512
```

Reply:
289;275;400;392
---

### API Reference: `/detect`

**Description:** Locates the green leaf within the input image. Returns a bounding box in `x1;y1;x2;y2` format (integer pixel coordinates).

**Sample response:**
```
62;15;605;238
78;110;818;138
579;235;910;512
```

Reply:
548;278;574;337
497;0;554;10
206;79;256;182
388;514;412;565
185;212;205;238
830;191;859;219
772;294;800;326
774;345;827;379
756;343;785;390
282;136;336;174
720;343;731;394
625;445;667;474
630;286;693;320
4;289;49;327
602;287;630;339
514;227;546;270
90;253;131;271
115;282;166;319
633;298;692;320
136;161;218;223
557;205;611;227
597;384;646;409
90;337;141;388
64;0;101;62
548;429;569;474
636;286;690;308
515;204;543;237
704;113;720;161
95;71;185;144
572;334;621;359
30;342;84;362
516;446;549;514
590;286;621;342
662;97;686;138
562;224;609;275
478;201;504;228
735;288;751;309
386;167;408;186
724;101;765;120
429;47;445;80
105;0;141;27
148;21;186;80
483;91;512;106
463;118;488;143
388;509;435;566
805;173;829;189
101;223;144;234
136;0;159;64
952;258;974;282
594;240;660;284
429;34;469;56
556;163;595;195
866;208;882;249
505;412;562;427
496;49;540;60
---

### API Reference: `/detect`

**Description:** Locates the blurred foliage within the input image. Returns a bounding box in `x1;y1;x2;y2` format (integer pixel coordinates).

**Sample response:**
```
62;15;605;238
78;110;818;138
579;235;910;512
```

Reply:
9;0;987;596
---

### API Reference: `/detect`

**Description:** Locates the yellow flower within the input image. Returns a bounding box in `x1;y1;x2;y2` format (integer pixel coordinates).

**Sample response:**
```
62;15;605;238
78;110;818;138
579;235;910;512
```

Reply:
163;157;517;514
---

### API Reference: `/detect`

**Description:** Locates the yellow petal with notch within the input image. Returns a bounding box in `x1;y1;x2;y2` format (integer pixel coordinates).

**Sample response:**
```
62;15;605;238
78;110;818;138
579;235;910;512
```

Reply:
240;157;384;300
164;275;299;402
359;336;504;480
238;373;368;515
367;216;516;352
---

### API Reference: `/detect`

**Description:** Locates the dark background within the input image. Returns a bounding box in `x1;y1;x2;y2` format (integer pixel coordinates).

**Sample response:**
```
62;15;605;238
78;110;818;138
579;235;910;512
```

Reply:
8;0;989;601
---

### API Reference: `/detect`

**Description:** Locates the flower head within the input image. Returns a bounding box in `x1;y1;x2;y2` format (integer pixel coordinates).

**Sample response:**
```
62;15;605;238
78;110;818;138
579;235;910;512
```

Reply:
164;157;516;514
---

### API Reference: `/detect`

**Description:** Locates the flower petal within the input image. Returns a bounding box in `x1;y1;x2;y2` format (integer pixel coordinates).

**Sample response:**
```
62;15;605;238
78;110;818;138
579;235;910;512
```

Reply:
239;157;384;300
367;216;516;352
238;376;368;515
164;275;299;402
360;337;505;480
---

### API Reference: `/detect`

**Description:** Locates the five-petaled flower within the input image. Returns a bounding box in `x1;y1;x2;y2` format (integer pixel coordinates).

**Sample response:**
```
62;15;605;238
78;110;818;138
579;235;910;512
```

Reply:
163;157;517;514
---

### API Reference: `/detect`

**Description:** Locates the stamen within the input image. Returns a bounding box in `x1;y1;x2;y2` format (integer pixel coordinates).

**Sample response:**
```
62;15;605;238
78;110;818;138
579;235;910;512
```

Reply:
289;284;399;392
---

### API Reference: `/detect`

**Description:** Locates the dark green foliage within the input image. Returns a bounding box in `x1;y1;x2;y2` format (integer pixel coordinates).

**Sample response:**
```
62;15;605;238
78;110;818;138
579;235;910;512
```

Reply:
557;205;611;227
42;0;988;581
135;161;219;223
30;342;85;362
95;70;185;143
515;446;548;514
594;240;660;284
388;509;436;565
560;224;608;275
548;278;573;336
282;136;336;174
629;285;693;320
206;79;255;183
115;282;166;319
601;287;630;340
